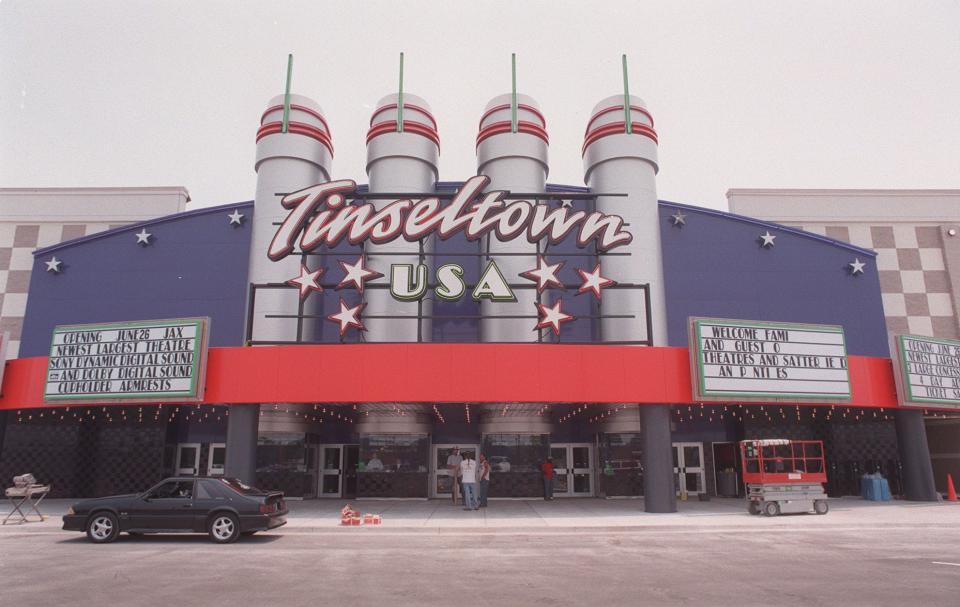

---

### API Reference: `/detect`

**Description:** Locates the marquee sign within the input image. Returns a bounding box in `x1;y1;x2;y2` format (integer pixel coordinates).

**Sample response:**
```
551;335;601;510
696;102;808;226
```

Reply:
264;175;633;338
690;318;851;402
893;334;960;408
44;318;210;403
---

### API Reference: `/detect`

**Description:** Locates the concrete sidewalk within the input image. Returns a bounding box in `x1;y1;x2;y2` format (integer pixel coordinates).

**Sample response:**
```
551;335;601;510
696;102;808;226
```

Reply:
4;496;959;534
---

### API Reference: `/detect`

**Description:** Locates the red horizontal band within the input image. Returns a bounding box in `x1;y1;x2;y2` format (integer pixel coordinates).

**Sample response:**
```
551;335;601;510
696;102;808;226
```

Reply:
585;104;654;135
0;345;905;411
256;121;335;155
366;120;441;149
476;121;550;147
478;103;547;131
581;121;658;155
260;104;331;134
370;103;438;130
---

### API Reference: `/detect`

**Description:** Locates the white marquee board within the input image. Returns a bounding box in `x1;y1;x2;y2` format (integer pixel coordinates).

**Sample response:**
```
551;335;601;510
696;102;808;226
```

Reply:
44;318;210;404
894;334;960;409
690;318;851;402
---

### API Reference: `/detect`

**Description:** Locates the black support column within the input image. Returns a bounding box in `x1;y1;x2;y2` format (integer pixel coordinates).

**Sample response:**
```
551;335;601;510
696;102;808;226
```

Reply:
225;404;259;485
894;409;938;501
642;405;677;512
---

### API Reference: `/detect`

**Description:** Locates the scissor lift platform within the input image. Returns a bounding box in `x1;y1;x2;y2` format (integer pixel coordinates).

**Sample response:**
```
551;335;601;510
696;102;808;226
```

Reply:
741;439;829;517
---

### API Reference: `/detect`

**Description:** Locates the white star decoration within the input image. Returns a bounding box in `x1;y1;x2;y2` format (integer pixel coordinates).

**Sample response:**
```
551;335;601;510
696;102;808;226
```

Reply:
520;256;565;293
135;228;152;245
759;231;776;248
228;209;245;226
849;258;866;275
286;263;325;299
337;256;383;293
671;211;686;226
577;264;616;300
560;200;574;209
45;257;62;273
535;299;574;336
327;298;365;335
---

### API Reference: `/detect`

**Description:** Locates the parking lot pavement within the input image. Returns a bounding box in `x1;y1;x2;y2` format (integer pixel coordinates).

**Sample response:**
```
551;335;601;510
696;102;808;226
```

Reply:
1;503;960;607
5;496;960;533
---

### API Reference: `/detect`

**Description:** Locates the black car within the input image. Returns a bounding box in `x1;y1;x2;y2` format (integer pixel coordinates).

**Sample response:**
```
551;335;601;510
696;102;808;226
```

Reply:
62;477;287;544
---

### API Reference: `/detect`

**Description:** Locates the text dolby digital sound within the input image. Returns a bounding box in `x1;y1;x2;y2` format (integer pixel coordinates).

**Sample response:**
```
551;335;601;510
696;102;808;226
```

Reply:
270;175;632;302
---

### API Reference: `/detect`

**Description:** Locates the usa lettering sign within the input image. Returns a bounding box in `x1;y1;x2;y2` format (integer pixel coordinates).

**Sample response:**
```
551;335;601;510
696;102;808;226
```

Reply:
44;318;210;403
894;334;960;408
690;318;851;402
269;175;632;336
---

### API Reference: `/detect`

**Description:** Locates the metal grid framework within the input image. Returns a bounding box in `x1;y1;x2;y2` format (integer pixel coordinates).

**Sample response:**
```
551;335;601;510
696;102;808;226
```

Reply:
740;439;828;485
246;191;653;346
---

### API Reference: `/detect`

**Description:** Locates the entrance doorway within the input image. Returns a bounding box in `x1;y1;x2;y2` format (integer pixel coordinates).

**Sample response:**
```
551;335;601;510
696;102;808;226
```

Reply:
208;443;226;476
175;443;200;475
673;442;706;496
431;444;478;498
319;444;359;498
550;443;594;497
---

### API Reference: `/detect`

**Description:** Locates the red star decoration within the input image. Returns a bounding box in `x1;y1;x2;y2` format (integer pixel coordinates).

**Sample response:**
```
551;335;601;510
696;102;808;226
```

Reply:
576;264;616;300
286;264;325;300
326;298;365;336
336;255;383;293
520;255;565;293
535;299;574;336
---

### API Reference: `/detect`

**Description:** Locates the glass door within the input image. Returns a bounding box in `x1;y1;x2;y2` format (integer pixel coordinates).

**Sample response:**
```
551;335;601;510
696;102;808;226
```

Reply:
550;444;594;497
175;443;200;475
319;444;358;498
431;444;478;498
207;443;226;476
672;442;706;496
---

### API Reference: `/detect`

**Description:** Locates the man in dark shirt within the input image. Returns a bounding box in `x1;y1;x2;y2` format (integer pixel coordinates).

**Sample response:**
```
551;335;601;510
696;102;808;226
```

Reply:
541;457;554;500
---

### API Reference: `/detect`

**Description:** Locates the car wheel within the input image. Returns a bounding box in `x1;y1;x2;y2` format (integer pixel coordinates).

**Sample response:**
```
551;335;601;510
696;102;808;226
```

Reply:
748;501;760;515
814;499;829;515
86;512;119;543
762;501;780;517
208;513;240;544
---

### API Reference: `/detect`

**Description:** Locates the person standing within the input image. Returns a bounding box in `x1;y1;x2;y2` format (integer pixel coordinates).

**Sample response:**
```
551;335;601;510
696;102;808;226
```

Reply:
459;453;479;510
446;447;463;505
477;454;491;508
541;457;554;500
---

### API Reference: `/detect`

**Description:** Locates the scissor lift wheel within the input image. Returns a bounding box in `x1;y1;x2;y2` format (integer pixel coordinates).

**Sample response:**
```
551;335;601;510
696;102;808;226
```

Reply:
763;501;781;517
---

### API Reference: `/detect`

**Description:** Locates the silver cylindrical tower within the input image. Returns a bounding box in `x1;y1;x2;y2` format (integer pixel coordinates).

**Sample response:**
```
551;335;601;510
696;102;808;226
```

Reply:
583;94;673;513
582;94;664;345
476;94;548;341
364;93;439;342
250;93;333;342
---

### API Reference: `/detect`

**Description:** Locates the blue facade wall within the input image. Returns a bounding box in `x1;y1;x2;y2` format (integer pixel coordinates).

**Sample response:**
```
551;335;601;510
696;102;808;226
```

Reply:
658;202;889;357
17;191;889;359
20;202;254;357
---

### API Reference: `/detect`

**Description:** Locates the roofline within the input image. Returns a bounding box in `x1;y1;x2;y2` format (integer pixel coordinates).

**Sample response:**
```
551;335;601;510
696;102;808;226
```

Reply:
34;200;253;256
660;200;877;257
727;188;960;197
0;186;191;202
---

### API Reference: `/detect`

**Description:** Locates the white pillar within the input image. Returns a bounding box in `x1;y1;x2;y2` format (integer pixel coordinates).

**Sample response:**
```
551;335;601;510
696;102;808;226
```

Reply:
364;93;439;342
249;94;333;343
476;94;549;342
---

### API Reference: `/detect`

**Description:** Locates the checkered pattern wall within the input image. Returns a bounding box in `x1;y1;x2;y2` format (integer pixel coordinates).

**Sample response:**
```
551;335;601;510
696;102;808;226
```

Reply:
0;221;124;358
791;224;957;339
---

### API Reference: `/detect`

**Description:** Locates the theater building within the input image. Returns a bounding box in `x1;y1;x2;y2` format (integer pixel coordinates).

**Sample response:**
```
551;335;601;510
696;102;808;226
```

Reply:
0;86;951;511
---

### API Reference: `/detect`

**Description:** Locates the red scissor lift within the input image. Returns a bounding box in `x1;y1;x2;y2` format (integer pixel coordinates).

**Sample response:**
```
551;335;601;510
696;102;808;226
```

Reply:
740;439;830;516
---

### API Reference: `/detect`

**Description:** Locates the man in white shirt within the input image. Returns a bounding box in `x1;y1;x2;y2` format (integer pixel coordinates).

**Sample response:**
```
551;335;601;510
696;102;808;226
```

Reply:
446;447;463;504
459;453;479;510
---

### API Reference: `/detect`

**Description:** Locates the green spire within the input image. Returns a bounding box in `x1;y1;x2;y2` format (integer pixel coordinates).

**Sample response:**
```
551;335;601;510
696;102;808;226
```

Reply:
511;53;518;133
282;54;293;134
397;52;405;133
622;54;632;134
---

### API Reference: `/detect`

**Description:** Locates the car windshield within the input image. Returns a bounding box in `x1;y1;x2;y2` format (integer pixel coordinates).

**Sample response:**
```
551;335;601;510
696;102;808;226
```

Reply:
219;478;267;496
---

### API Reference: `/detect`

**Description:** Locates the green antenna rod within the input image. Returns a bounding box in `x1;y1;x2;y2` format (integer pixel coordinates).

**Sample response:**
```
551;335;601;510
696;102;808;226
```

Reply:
621;54;632;134
398;52;405;133
511;53;518;133
282;54;293;134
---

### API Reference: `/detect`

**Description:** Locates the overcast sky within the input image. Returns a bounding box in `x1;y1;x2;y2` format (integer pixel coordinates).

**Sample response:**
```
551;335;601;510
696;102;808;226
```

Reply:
2;1;958;211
